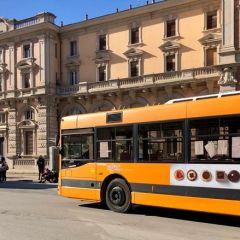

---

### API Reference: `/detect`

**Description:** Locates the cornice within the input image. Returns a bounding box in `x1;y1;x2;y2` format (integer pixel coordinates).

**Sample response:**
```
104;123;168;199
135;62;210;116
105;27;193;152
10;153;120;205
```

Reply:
60;0;218;34
0;22;59;42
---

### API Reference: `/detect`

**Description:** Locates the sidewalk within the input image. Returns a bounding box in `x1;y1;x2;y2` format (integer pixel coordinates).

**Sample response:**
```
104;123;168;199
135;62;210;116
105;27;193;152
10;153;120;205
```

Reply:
6;171;39;182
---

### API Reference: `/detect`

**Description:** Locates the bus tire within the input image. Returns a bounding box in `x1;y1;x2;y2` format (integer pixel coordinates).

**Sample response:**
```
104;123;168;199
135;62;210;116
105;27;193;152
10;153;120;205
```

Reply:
105;178;131;213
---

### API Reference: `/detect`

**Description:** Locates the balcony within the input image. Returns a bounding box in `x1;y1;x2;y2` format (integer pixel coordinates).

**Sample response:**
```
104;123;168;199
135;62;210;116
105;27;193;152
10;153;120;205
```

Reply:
56;66;219;96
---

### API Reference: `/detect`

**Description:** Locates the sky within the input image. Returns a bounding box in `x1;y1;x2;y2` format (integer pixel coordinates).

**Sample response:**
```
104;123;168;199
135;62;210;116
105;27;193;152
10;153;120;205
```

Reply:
0;0;161;26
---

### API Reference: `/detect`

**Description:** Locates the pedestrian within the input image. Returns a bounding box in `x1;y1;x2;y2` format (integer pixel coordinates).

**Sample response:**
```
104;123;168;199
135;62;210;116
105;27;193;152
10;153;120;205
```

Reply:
37;155;45;182
0;156;8;182
1;157;8;181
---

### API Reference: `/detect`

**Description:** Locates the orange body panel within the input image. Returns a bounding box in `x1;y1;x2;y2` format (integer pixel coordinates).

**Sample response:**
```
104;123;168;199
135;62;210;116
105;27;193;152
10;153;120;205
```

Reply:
61;95;240;130
96;163;170;185
61;187;100;201
61;163;97;180
186;95;240;118
133;193;240;216
61;103;187;129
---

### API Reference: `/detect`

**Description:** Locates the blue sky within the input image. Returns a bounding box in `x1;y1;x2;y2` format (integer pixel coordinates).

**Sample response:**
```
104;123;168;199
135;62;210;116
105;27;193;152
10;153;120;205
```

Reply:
0;0;160;26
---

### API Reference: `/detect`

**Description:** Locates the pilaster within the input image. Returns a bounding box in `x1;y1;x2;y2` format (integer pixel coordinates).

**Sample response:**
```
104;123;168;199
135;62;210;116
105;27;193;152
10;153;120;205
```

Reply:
7;107;17;157
38;35;46;85
37;100;48;156
48;98;58;147
219;0;236;64
8;43;15;90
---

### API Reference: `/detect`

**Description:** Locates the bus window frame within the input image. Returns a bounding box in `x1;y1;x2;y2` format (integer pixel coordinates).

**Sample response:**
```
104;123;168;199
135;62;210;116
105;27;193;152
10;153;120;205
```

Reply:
189;114;240;164
96;124;134;163
137;119;186;163
60;131;95;168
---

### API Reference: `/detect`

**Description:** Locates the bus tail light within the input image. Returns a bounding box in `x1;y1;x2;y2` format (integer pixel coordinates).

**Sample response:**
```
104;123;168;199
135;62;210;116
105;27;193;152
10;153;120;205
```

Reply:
174;169;184;181
187;170;197;181
201;170;212;182
216;171;227;182
228;170;240;183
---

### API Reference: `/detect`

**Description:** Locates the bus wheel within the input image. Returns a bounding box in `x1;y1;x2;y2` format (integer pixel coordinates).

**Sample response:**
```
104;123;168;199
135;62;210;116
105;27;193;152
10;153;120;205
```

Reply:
106;178;131;213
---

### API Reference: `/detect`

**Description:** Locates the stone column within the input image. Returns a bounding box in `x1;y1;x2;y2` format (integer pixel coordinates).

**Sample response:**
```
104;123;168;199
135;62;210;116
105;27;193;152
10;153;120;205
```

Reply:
48;98;58;148
37;105;48;157
7;107;17;169
219;0;236;64
37;96;58;158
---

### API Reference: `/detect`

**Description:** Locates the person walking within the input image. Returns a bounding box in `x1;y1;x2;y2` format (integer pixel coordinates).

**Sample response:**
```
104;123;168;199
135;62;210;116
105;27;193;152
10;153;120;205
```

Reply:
37;155;45;182
0;156;8;182
1;157;8;181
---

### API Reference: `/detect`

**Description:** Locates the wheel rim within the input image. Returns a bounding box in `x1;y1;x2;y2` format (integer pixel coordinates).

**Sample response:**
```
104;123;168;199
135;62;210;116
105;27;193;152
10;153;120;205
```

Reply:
109;186;126;206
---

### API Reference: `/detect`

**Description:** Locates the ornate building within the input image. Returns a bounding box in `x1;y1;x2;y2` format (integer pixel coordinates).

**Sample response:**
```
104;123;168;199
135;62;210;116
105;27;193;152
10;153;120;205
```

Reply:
0;0;239;172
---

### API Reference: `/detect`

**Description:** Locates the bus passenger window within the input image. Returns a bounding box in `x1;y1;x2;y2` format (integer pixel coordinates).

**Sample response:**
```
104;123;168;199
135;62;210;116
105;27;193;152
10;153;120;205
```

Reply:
97;126;133;162
190;117;240;162
61;134;93;168
138;121;183;162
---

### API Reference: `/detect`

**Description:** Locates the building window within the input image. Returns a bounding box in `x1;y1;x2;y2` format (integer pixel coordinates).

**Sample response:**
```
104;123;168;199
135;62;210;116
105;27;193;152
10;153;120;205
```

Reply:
0;74;2;92
98;66;106;82
0;49;3;63
70;41;77;57
55;43;58;58
0;113;5;124
69;71;78;85
24;131;33;155
99;34;107;51
130;60;139;77
130;27;139;44
25;110;33;120
166;55;176;72
23;44;31;58
166;20;176;38
206;48;217;66
22;72;30;88
207;11;217;30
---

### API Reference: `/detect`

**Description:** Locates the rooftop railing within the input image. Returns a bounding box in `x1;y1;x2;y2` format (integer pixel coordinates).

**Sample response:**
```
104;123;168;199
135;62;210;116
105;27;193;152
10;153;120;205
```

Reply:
14;17;40;29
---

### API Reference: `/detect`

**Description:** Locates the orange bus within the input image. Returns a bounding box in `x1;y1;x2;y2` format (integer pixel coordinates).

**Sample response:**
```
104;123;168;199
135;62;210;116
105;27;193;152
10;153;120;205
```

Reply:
58;92;240;216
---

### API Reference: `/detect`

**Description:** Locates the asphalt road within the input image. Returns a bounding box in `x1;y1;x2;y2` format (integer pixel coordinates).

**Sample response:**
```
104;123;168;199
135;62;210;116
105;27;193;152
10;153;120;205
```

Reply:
0;180;239;240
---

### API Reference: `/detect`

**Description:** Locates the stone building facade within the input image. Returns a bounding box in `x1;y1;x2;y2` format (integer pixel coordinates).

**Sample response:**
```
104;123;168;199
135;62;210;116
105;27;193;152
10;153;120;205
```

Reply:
0;0;239;172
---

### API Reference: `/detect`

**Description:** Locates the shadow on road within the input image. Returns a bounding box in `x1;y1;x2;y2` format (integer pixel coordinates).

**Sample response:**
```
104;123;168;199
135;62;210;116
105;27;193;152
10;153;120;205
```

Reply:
0;180;57;190
80;202;240;228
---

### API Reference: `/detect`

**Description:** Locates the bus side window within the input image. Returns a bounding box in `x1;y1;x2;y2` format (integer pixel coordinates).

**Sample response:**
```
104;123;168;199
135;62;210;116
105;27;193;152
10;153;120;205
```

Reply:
96;126;133;162
61;134;93;161
138;121;183;162
190;117;240;162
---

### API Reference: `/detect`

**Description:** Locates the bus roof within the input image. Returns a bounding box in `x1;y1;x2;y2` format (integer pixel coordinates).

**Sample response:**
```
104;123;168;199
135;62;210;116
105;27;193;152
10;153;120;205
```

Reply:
61;93;240;130
165;91;240;104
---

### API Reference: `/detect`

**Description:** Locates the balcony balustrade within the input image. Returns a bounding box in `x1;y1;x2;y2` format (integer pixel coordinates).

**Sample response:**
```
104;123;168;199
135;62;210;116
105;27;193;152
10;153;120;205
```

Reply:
13;12;55;30
57;66;219;96
14;17;40;30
